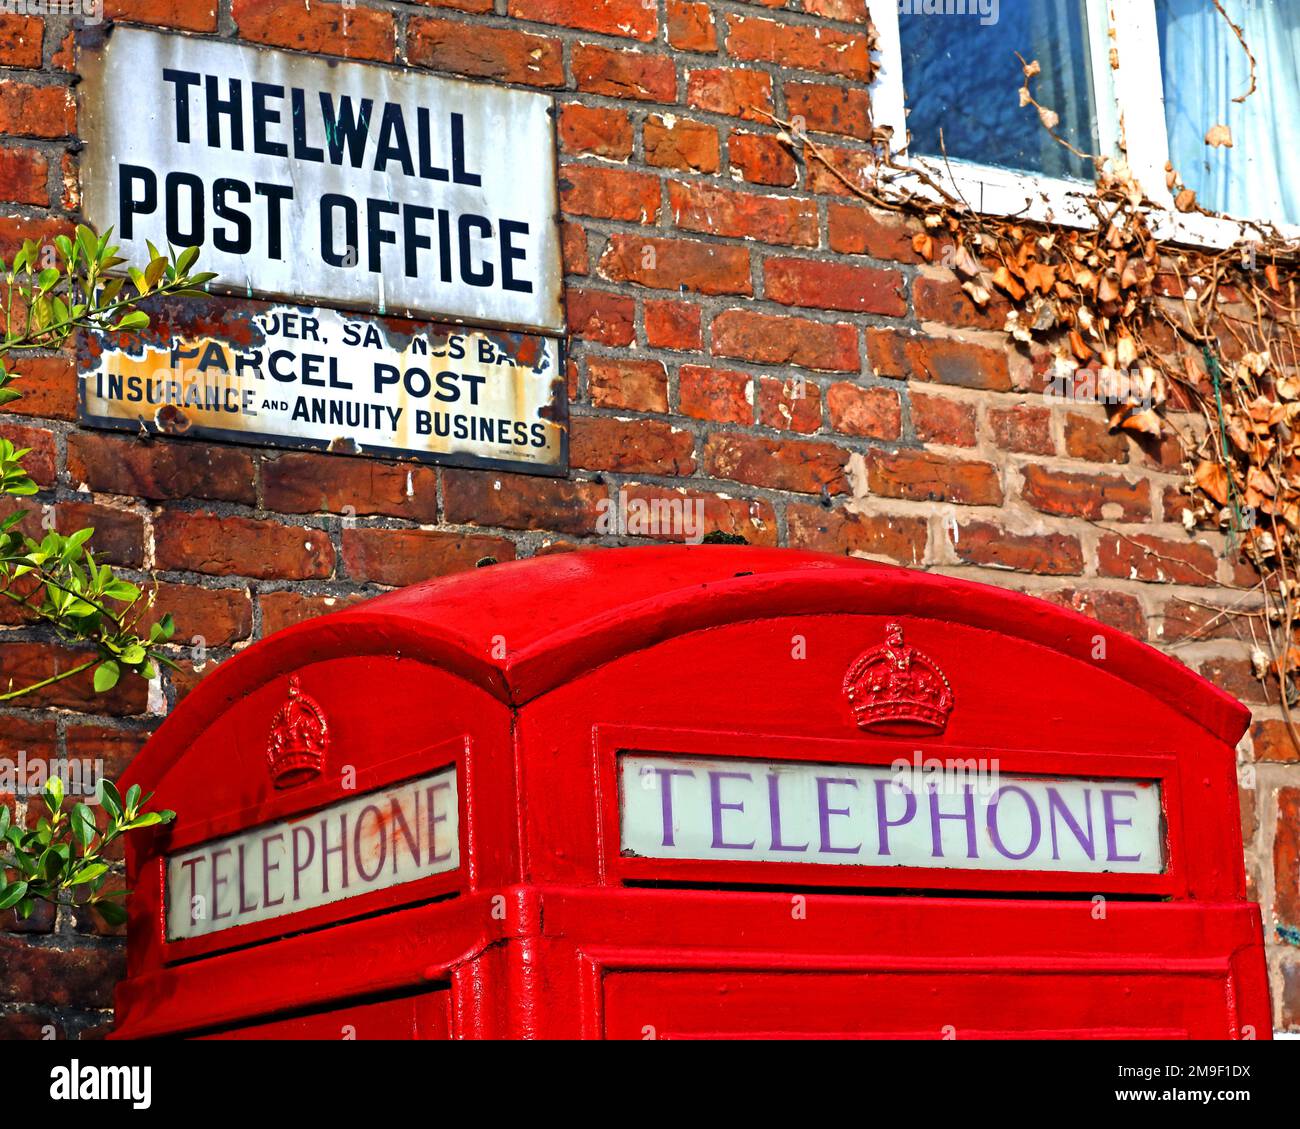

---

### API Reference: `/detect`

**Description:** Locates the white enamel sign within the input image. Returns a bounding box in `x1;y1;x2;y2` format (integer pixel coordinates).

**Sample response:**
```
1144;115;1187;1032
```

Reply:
166;767;459;942
78;302;566;473
80;28;563;333
620;754;1164;874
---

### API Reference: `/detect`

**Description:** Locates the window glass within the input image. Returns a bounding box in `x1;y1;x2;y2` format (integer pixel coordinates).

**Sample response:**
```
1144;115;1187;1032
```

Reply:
898;0;1100;182
1157;0;1300;224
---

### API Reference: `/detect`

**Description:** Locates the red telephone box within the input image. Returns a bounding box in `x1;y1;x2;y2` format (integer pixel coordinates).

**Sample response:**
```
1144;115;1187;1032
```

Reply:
112;547;1271;1039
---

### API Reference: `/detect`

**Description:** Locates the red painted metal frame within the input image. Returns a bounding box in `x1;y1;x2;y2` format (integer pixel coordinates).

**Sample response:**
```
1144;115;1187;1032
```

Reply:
593;725;1187;898
144;738;472;964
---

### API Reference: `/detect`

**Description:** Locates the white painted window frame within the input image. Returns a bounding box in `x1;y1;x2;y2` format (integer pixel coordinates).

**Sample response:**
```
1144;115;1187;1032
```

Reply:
863;0;1300;250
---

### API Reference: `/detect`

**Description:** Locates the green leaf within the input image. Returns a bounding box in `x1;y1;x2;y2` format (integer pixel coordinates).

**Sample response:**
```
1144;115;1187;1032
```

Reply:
111;310;149;332
71;803;96;849
0;881;27;910
93;660;120;693
126;812;164;829
69;862;109;886
0;805;9;839
98;779;122;820
94;900;128;926
44;775;63;814
125;783;141;815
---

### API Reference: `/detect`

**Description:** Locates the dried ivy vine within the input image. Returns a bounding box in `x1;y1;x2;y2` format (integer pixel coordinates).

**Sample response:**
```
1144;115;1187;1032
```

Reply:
768;12;1300;755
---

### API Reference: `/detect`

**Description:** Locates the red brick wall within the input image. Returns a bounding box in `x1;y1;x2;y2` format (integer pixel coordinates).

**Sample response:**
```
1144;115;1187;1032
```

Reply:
0;0;1295;1036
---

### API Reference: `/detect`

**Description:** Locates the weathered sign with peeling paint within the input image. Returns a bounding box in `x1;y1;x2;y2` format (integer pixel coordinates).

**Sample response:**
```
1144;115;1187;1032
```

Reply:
79;26;563;334
78;299;567;475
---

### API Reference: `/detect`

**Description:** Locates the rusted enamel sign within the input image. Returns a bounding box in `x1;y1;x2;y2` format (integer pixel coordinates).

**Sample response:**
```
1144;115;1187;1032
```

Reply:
78;299;567;474
79;26;563;334
165;766;459;942
620;753;1165;874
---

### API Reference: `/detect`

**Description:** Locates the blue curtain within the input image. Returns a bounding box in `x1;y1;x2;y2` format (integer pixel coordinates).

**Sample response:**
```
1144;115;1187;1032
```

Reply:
1158;0;1300;223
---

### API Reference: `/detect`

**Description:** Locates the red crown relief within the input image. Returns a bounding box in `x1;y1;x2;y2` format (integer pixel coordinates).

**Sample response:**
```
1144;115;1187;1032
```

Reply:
267;675;329;789
844;623;955;734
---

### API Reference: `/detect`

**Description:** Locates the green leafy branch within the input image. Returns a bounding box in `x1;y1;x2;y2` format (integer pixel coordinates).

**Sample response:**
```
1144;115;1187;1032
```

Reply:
0;224;215;701
0;776;174;924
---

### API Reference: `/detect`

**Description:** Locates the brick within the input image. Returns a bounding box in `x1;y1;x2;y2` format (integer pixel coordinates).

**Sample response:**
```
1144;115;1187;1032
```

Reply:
703;433;848;495
670;181;817;246
618;484;777;545
259;590;366;636
870;332;1012;392
759;376;821;434
559;104;634;161
152;582;252;648
867;450;1003;506
262;452;439;523
587;357;668;413
1158;596;1259;643
685;68;774;122
0;147;47;205
1064;411;1129;463
1037;589;1146;638
0;935;125;1009
573;43;676;102
561;220;589;275
826;383;901;440
912;392;976;447
787;502;926;565
154;511;336;580
105;0;218;30
712;309;858;372
1199;656;1268;704
0;82;73;138
784;82;872;139
1020;465;1151;522
644;299;703;351
765;258;906;316
0;421;52;485
914;275;1013;332
1097;533;1218;586
408;19;563;87
724;14;873;80
412;0;495;10
64;724;150;785
598;234;752;296
950;521;1084;576
0;642;147;714
0;213;71;260
0;15;41;67
566;287;635;345
2;353;75;420
679;365;753;425
989;404;1054;455
233;0;394;61
571;416;696;475
55;501;145;569
67;433;256;505
803;0;868;20
728;131;797;187
667;0;717;53
1249;719;1299;764
827;203;923;263
1283;961;1300;1030
561;163;660;223
443;469;609;534
644;116;720;174
343;528;516;587
508;0;656;41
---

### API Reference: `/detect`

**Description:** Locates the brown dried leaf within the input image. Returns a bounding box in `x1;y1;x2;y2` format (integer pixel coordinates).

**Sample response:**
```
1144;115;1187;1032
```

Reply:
1195;460;1231;505
1205;124;1234;148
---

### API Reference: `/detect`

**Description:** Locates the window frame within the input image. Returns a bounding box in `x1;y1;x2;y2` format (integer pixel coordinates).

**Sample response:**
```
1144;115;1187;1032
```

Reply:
863;0;1300;250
